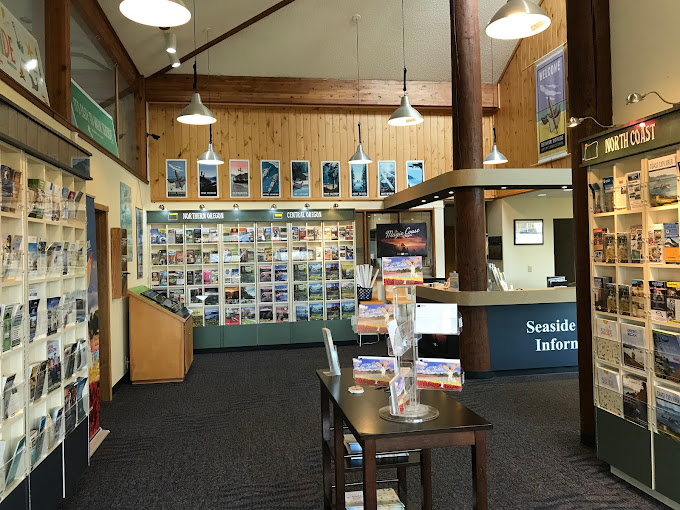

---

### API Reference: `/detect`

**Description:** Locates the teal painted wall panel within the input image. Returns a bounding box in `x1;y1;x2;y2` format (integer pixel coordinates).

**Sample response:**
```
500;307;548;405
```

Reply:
223;324;258;347
193;326;222;350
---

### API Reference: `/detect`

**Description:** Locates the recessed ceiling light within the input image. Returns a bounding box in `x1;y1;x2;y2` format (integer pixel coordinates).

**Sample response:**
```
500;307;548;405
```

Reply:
561;185;568;189
434;195;439;199
421;199;426;203
537;193;547;197
563;188;571;191
448;190;454;194
501;186;507;190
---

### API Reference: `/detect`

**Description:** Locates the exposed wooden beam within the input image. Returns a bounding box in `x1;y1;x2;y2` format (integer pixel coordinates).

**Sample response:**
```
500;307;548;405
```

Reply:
145;75;499;110
44;0;71;120
149;0;298;79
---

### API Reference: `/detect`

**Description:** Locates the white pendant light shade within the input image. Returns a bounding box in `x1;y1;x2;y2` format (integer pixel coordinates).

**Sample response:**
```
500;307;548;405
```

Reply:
349;143;372;165
484;144;508;165
388;94;424;126
119;0;191;27
177;92;216;125
486;0;551;40
164;32;177;54
198;143;223;165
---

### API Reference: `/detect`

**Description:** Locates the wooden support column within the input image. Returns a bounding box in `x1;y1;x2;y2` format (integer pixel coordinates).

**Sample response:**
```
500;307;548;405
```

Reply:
450;0;491;375
135;75;147;179
44;0;71;120
566;0;612;445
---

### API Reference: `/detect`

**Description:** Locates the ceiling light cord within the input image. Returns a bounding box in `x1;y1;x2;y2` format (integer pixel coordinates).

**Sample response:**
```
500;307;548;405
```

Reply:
493;126;497;144
355;16;362;144
191;0;197;91
401;0;407;93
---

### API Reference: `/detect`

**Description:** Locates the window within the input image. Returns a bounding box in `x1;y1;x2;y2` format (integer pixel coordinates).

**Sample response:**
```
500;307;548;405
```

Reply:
117;73;136;168
4;0;45;59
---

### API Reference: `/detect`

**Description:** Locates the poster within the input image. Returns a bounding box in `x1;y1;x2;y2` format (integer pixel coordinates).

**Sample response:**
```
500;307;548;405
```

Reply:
378;160;396;197
376;223;427;258
0;2;49;104
382;256;424;286
86;195;101;440
357;304;394;334
291;160;310;197
406;161;424;187
322;161;340;198
198;162;218;197
119;182;132;262
261;160;280;197
136;207;143;278
166;159;187;198
350;163;368;197
229;159;250;198
535;46;567;164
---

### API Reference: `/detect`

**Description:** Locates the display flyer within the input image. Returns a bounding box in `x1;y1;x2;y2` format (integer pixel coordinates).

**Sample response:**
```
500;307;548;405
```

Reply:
357;304;394;334
382;256;424;286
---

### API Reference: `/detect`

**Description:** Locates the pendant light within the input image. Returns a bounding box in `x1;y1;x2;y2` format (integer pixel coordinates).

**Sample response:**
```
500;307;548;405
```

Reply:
177;0;216;125
349;15;372;165
484;39;507;165
119;0;191;27
486;0;551;40
198;29;223;165
388;0;423;127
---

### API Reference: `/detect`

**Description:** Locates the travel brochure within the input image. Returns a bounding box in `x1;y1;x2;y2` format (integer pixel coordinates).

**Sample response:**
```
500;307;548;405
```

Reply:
382;256;424;286
27;178;83;221
656;385;680;441
357;304;394;334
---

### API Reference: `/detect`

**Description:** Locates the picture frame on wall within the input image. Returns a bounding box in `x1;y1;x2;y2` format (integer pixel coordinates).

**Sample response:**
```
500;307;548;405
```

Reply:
514;219;544;245
378;160;397;197
229;159;250;198
350;164;368;197
406;160;424;188
322;161;340;198
198;162;218;197
166;159;187;198
260;160;281;198
136;207;143;278
291;160;310;197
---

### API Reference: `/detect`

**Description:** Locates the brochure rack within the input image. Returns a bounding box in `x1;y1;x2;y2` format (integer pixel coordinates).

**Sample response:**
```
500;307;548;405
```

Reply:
584;108;680;506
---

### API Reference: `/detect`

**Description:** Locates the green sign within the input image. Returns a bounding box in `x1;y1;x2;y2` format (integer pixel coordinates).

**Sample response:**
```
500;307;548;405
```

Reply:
70;79;119;157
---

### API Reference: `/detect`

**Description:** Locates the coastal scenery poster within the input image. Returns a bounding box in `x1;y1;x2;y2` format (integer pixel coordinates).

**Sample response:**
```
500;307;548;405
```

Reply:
382;256;424;286
350;163;368;197
229;160;250;198
261;160;280;198
406;161;424;188
657;386;680;440
376;223;427;258
357;304;394;334
198;163;218;197
378;160;397;197
166;159;187;198
291;160;310;197
322;161;340;198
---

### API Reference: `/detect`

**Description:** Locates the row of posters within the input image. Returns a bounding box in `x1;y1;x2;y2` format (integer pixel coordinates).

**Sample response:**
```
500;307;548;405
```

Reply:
166;159;425;199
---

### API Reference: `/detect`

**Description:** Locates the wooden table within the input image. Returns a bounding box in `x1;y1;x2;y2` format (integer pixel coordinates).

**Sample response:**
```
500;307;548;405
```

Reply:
318;369;492;510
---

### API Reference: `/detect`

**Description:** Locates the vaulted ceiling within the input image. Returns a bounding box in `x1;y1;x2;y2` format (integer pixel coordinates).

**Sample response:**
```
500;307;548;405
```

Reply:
97;0;518;83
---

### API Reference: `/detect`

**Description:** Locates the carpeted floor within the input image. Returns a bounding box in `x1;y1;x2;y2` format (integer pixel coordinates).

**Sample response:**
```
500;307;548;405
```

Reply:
58;341;666;510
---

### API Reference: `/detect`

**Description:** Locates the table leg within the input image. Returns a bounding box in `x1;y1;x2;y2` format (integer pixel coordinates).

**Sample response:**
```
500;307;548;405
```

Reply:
321;384;332;510
421;448;432;510
471;431;488;510
362;439;377;510
397;465;408;503
333;403;345;510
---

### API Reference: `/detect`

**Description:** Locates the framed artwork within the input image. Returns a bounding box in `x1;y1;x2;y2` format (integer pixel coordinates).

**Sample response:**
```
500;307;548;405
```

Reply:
198;163;218;197
229;159;250;198
514;219;544;245
291;160;310;197
136;207;143;278
260;160;280;198
165;159;187;198
406;160;424;188
378;160;396;197
322;161;340;198
350;163;368;197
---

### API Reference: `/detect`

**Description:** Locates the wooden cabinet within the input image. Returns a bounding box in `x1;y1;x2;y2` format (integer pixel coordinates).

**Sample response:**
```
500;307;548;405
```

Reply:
128;291;193;383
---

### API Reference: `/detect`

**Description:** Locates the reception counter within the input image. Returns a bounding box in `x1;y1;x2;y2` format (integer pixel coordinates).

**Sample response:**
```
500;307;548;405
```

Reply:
416;286;577;373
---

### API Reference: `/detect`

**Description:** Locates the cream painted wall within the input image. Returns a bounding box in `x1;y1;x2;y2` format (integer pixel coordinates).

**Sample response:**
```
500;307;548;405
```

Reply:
0;81;151;387
611;0;680;125
487;193;573;289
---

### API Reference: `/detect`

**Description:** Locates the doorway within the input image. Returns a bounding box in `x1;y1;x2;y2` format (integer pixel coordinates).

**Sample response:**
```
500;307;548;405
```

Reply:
553;218;576;283
95;204;113;401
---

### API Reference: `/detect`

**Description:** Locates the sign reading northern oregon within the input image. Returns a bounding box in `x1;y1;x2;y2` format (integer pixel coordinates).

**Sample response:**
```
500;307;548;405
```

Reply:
71;79;119;157
535;46;567;164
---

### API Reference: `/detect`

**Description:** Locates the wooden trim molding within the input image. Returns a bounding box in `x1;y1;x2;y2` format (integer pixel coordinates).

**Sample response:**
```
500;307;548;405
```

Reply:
44;0;71;119
145;75;499;110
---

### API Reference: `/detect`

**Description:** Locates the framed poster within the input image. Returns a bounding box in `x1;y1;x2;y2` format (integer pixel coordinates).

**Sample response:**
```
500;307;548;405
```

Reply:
261;160;280;198
166;159;187;198
378;160;396;197
535;46;567;164
406;160;424;188
291;160;310;197
514;219;544;245
350;164;368;197
198;162;218;197
119;182;132;262
136;207;143;278
229;159;250;198
376;223;427;258
322;161;340;198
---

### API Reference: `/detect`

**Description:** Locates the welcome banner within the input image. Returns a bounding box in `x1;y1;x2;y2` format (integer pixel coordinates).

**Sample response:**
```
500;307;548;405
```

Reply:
535;46;567;164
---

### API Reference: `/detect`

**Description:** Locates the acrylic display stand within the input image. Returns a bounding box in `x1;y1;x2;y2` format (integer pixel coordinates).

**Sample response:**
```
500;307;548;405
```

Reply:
379;286;440;423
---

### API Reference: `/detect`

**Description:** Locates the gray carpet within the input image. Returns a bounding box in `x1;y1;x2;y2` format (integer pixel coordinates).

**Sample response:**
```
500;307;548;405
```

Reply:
59;341;666;510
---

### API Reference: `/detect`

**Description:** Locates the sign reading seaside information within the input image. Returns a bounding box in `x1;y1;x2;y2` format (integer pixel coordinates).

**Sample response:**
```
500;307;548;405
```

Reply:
71;79;119;157
376;223;427;258
0;2;49;104
535;46;567;164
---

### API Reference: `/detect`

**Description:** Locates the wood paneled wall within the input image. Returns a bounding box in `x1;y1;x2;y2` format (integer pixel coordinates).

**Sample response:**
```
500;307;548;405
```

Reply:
492;0;570;169
148;103;496;202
